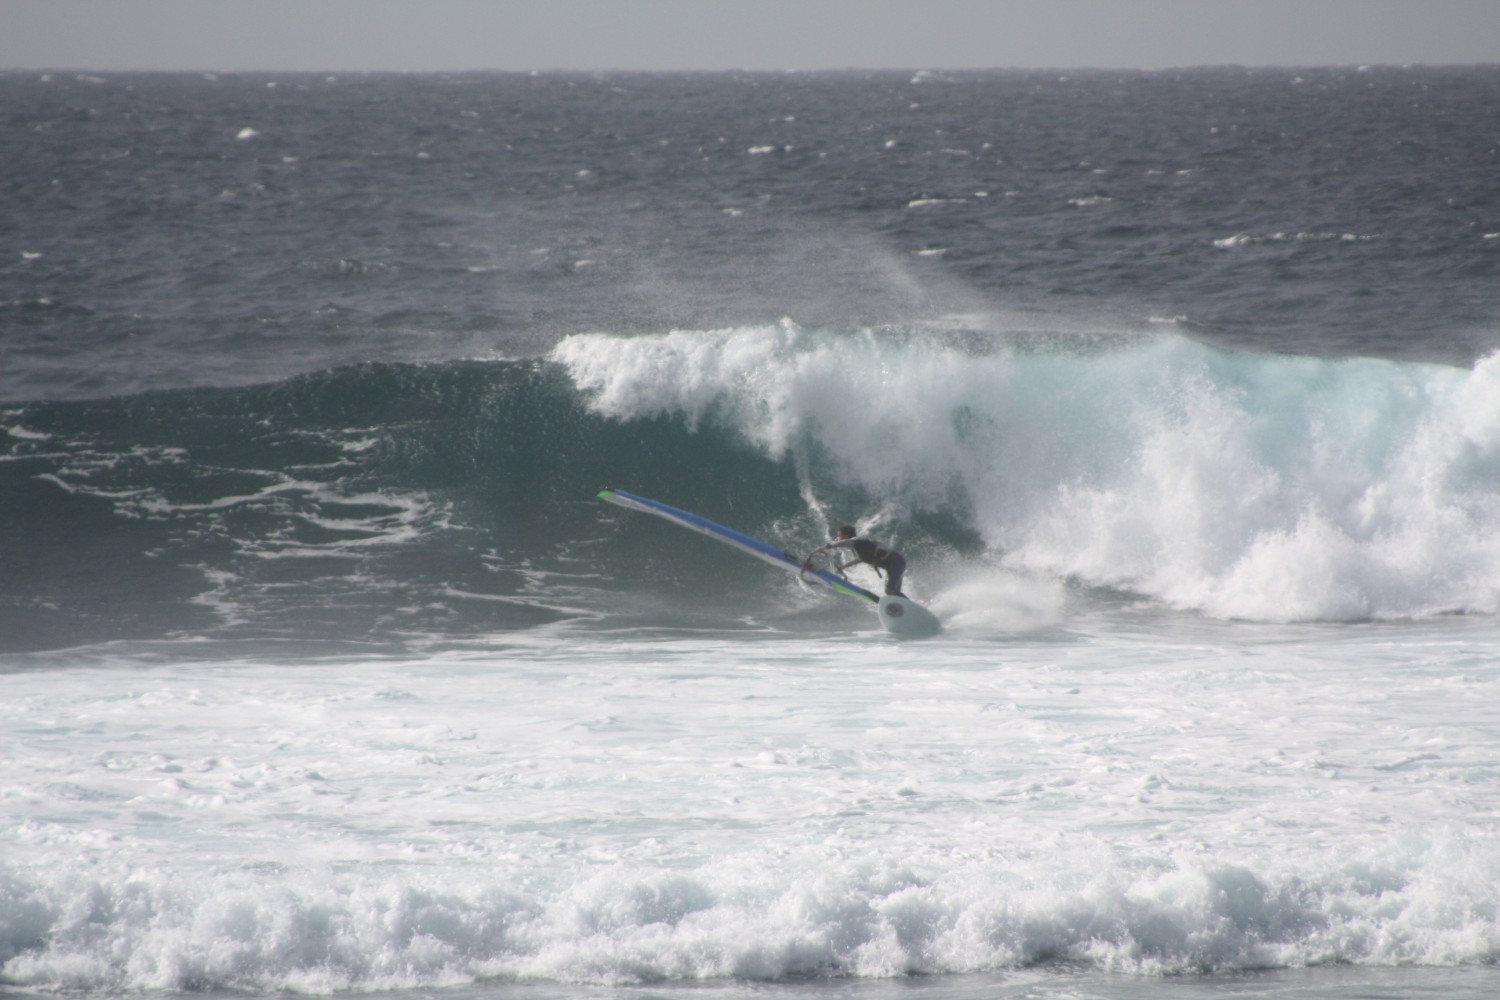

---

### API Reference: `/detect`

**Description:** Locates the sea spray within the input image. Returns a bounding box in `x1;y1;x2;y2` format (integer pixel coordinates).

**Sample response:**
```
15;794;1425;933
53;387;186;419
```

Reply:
554;325;1500;621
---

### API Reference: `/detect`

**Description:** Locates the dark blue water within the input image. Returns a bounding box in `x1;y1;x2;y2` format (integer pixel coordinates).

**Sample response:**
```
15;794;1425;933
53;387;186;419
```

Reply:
5;68;1498;401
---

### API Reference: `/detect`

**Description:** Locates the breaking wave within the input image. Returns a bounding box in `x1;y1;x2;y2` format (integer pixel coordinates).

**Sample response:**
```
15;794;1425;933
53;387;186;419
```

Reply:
4;323;1499;652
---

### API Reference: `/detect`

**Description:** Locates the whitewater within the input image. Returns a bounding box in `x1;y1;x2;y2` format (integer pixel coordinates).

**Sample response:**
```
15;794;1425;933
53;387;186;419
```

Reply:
3;68;1500;999
4;609;1500;993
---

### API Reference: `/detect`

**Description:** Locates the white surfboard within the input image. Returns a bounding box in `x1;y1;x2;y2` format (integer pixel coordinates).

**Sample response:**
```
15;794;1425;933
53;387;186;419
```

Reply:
878;594;943;637
598;488;940;637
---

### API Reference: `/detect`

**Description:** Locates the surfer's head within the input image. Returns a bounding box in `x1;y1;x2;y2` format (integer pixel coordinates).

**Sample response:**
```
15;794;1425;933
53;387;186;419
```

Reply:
836;525;857;540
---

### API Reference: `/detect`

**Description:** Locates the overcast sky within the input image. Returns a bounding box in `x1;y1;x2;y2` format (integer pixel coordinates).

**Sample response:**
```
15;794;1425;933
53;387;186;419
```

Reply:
3;0;1498;73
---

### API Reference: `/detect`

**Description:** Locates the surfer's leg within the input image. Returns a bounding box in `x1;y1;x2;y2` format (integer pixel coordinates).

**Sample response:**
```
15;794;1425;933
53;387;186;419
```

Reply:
884;554;906;596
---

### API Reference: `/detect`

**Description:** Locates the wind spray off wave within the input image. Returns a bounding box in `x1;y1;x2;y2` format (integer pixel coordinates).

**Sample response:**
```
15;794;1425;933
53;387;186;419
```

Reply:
552;323;1500;622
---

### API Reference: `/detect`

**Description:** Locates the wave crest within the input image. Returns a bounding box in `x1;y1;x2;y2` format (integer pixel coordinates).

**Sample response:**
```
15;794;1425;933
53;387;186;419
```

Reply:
555;325;1500;621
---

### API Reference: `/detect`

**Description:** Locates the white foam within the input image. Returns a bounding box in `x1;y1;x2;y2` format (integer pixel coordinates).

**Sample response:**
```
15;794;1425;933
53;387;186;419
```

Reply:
553;326;1500;622
2;631;1497;991
927;566;1067;634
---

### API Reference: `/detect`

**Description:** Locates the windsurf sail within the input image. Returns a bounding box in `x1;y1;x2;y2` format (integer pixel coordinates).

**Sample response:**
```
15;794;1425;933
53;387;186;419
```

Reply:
597;488;879;603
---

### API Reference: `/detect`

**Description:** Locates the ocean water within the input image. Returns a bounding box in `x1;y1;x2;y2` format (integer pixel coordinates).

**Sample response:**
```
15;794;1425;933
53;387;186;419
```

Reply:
2;68;1499;999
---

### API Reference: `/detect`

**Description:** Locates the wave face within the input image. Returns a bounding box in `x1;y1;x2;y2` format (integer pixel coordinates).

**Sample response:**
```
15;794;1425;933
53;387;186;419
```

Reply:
4;326;1500;651
555;324;1500;623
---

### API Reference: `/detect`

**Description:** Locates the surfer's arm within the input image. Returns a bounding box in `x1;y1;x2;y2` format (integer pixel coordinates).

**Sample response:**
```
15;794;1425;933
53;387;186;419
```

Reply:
804;537;855;570
827;538;861;569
